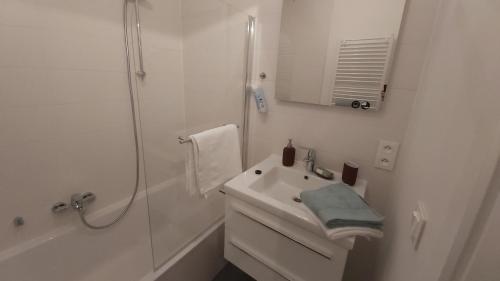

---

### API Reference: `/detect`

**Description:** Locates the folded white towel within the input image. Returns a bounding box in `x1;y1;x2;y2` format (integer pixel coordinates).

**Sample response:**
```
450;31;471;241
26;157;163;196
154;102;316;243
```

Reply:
185;141;197;196
185;124;242;198
303;206;384;241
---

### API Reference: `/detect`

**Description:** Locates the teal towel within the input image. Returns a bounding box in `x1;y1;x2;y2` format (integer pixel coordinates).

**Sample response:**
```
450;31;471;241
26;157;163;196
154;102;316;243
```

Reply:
300;183;384;229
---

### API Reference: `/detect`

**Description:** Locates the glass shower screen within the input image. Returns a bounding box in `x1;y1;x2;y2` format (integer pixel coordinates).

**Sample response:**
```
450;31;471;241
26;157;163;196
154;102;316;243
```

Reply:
136;0;253;268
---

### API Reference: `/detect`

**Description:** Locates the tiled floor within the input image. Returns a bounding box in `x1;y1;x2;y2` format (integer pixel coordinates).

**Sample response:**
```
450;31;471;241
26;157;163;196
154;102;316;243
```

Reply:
212;263;255;281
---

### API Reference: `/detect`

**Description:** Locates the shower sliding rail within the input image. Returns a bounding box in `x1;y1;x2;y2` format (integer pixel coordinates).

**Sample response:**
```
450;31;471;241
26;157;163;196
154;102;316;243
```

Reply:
72;0;142;230
134;0;146;78
242;16;256;170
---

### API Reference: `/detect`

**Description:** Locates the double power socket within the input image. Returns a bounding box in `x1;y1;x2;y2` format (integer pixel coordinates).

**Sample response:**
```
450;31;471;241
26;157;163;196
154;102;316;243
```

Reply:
374;140;400;171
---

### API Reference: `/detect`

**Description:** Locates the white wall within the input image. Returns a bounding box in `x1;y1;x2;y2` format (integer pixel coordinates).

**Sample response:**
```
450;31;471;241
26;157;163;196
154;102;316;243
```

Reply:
0;0;150;253
374;0;500;280
247;0;439;279
182;0;249;132
454;161;500;281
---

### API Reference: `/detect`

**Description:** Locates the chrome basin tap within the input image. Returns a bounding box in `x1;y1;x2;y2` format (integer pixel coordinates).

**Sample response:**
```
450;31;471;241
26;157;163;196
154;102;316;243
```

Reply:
303;148;316;173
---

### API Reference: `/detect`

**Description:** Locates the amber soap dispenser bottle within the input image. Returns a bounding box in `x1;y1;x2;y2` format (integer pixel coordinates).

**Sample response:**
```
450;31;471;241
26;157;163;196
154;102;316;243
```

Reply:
282;139;296;167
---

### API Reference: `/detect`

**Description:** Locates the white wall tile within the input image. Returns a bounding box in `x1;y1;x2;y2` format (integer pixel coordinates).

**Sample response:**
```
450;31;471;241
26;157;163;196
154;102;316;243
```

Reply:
390;43;429;91
0;26;125;71
0;0;123;32
0;69;129;108
398;0;440;45
253;49;279;82
140;0;183;52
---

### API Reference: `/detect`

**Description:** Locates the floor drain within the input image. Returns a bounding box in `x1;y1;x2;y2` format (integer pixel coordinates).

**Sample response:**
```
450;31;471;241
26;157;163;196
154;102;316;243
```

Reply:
293;197;302;203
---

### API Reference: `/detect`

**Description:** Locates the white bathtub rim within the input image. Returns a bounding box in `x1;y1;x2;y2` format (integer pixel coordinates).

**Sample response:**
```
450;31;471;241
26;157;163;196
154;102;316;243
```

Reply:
0;175;223;281
0;176;181;264
139;217;225;281
0;187;148;264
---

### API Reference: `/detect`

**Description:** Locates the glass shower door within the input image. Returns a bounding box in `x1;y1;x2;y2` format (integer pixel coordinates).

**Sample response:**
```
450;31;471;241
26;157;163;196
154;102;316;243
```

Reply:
136;0;252;268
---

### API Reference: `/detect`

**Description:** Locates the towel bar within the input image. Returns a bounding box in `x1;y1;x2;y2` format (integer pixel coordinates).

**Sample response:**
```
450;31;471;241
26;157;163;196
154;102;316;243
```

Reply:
178;136;192;144
177;124;240;144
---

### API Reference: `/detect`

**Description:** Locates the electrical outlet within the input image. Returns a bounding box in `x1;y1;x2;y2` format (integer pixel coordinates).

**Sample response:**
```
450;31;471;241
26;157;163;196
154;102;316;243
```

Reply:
410;201;427;250
374;140;400;171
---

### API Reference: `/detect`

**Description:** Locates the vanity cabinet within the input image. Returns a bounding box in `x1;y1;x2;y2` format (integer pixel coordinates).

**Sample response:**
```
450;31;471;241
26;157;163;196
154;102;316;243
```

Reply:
224;196;349;281
223;155;368;281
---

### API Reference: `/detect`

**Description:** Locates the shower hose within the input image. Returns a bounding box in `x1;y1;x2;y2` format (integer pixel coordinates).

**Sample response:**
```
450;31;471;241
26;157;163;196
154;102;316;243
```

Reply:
77;0;140;229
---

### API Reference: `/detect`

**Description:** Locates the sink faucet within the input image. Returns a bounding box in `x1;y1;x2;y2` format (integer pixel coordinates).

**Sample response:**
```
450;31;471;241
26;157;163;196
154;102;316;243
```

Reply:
303;148;316;173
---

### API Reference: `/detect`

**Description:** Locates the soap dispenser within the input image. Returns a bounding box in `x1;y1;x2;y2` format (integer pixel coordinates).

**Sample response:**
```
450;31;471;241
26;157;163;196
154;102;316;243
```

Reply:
282;139;296;167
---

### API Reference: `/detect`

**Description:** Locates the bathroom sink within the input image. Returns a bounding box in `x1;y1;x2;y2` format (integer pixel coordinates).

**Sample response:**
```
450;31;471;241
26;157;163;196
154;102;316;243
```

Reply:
224;154;367;247
248;165;335;204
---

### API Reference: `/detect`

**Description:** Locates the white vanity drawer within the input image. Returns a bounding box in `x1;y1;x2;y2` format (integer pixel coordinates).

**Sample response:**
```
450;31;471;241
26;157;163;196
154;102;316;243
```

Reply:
225;240;289;281
225;198;347;281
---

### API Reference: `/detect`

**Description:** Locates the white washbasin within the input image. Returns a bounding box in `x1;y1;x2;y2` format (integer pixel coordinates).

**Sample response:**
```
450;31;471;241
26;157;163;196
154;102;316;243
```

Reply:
224;154;367;248
248;165;333;202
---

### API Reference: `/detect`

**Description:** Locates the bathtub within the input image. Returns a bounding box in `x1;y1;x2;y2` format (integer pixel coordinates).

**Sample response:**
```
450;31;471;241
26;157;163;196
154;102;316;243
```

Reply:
0;184;226;281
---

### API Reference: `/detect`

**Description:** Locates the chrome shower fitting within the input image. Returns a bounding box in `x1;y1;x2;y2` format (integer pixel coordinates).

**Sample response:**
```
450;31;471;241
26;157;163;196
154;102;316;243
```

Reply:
298;146;316;173
70;192;96;211
72;0;141;230
49;0;140;230
133;0;146;78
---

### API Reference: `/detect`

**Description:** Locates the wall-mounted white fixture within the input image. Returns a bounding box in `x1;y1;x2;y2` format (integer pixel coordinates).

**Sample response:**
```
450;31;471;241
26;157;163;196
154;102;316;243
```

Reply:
410;201;427;250
331;37;394;111
374;140;400;171
252;87;268;113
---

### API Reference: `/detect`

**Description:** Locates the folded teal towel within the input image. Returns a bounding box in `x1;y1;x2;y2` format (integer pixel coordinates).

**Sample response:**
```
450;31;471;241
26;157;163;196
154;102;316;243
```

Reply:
300;183;384;229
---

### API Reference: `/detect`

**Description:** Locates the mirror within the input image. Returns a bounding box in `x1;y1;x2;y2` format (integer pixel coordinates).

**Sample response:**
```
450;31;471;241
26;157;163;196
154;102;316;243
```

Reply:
275;0;406;109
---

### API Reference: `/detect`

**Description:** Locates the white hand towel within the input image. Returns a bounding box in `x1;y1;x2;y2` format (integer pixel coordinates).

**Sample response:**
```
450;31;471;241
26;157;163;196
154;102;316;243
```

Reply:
303;206;384;241
185;124;242;197
185;141;197;196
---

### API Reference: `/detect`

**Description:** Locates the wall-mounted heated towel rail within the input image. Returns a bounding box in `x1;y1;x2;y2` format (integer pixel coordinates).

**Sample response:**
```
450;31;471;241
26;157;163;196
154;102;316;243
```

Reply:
331;37;394;111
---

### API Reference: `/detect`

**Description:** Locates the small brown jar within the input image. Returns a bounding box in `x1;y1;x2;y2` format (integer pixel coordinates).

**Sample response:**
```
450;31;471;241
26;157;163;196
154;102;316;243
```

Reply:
342;161;359;186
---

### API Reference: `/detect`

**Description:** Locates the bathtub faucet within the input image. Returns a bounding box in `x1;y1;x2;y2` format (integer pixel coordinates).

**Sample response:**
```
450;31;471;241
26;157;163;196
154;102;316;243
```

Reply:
70;192;96;210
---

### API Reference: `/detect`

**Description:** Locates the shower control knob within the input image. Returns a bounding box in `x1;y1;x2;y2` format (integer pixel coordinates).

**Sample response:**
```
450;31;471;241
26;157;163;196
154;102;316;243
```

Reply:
361;101;371;110
71;192;96;210
52;202;69;214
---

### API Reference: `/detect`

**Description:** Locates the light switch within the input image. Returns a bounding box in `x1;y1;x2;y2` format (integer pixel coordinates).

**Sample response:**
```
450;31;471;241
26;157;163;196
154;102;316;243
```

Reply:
374;140;400;171
410;201;427;250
